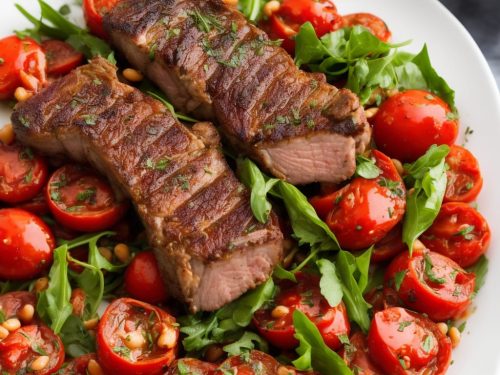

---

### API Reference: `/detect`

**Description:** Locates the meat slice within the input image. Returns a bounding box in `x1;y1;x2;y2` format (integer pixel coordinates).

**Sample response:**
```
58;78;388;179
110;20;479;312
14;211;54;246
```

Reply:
11;58;283;312
103;0;371;184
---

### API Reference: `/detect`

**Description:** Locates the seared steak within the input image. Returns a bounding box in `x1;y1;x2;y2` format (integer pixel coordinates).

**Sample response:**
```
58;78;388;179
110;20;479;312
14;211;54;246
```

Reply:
11;58;283;312
103;0;371;185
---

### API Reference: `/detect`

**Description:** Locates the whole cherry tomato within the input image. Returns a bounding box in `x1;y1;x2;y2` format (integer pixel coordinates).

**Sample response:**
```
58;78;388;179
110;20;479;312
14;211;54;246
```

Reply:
46;165;128;232
58;354;97;375
385;248;475;321
0;143;48;204
367;307;452;375
125;251;168;304
83;0;121;38
0;208;55;280
0;35;46;99
342;13;391;42
42;39;84;76
420;202;490;268
253;272;350;351
372;90;459;162
340;332;383;375
97;298;179;375
444;145;483;203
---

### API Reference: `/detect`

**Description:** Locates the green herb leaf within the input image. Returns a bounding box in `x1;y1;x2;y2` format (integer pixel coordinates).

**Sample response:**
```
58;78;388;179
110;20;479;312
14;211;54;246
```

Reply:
146;90;198;123
394;270;407;291
467;255;489;293
317;259;343;307
424;253;446;284
355;155;381;179
222;331;268;356
238;0;269;22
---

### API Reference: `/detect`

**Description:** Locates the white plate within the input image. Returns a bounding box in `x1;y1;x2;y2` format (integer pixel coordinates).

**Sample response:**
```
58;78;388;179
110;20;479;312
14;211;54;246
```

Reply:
1;1;499;374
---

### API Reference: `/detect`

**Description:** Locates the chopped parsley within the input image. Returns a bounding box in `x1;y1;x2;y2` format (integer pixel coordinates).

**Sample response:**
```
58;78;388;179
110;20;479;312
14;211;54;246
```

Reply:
76;188;97;204
19;115;30;128
149;43;158;61
397;321;412;332
188;9;223;33
24;168;33;184
378;177;404;197
145;158;171;171
424;253;446;284
82;114;97;126
112;346;131;359
421;335;435;353
454;225;475;240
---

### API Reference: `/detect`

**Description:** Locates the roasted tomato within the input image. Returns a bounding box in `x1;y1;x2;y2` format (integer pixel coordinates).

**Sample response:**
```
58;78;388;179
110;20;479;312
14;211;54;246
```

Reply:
97;298;179;375
42;40;84;76
0;35;46;99
266;0;343;54
0;291;37;323
214;351;303;375
125;251;168;305
372;224;406;263
311;150;406;250
372;90;459;162
83;0;121;38
0;143;48;204
46;165;128;232
364;287;399;315
444;145;483;203
341;332;383;375
420;202;490;268
166;358;217;375
58;354;97;375
385;248;475;321
253;272;350;351
0;208;55;280
0;324;64;375
368;307;452;375
342;13;391;42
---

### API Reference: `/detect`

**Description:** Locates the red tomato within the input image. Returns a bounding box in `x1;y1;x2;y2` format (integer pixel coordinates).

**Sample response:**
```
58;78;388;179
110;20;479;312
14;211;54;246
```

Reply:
16;191;49;216
46;165;127;232
372;224;406;263
364;287;399;315
0;324;64;375
0;291;37;322
266;0;343;54
253;272;350;351
58;354;97;375
125;251;168;304
342;13;391;42
42;40;84;76
372;90;459;162
0;143;48;204
0;35;46;99
83;0;121;38
214;351;304;375
420;202;490;268
385;248;475;321
340;332;383;375
0;208;55;280
368;307;452;375
165;358;217;375
444;145;483;203
70;288;87;318
97;298;179;375
313;150;406;250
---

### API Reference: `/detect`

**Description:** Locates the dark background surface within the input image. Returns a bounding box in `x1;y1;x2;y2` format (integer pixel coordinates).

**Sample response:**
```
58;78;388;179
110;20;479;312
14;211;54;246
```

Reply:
440;0;500;87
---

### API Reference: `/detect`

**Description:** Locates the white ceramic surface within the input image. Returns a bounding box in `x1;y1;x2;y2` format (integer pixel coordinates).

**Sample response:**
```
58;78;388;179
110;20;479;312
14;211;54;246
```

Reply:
1;1;499;374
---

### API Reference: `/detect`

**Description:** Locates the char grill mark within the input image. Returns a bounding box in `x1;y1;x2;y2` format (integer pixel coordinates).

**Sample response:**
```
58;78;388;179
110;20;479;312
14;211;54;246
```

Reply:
11;58;283;312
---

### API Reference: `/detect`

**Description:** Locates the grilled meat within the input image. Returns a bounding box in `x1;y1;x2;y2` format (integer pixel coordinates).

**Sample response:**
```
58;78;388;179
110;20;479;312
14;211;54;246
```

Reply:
103;0;371;185
11;58;283;312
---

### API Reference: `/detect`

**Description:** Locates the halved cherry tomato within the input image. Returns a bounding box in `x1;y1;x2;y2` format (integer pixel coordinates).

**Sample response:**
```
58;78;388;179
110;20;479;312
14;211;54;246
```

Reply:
97;298;179;375
372;90;459;162
342;13;391;42
372;224;406;263
311;150;406;250
46;165;128;232
420;202;490;268
0;291;37;321
214;351;306;375
0;143;48;204
444;145;483;203
253;272;350;351
0;324;64;375
364;287;399;315
58;354;97;375
0;208;55;280
266;0;344;54
340;332;383;375
166;358;217;375
16;191;49;216
83;0;121;38
125;251;168;305
42;40;84;76
385;248;475;321
367;307;452;375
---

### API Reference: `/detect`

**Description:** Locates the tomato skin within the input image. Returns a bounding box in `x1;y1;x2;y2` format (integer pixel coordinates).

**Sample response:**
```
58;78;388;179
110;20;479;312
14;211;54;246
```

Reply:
165;358;217;375
83;0;121;38
321;150;406;250
125;251;168;304
0;291;37;321
46;165;128;232
214;351;306;375
340;332;383;375
385;249;475;321
0;143;48;204
0;208;55;280
371;224;406;263
97;298;178;375
372;90;459;162
367;307;451;375
420;202;490;268
253;273;350;351
58;354;97;375
42;40;84;76
0;324;65;375
444;145;483;203
342;13;391;42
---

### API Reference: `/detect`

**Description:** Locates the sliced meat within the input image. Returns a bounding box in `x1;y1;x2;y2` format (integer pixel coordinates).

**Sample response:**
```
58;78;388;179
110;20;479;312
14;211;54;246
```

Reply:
103;0;371;185
11;58;283;312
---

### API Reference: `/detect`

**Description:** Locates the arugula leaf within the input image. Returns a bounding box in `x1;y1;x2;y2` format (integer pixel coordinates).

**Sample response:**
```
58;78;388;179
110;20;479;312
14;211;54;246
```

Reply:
467;255;489;293
292;310;352;374
59;315;96;357
222;331;268;356
402;145;450;254
238;0;269;22
317;259;343;307
355;155;381;179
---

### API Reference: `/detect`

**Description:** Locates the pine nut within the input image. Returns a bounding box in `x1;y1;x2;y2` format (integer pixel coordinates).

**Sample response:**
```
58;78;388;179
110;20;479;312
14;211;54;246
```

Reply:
391;158;404;176
18;304;35;323
278;366;296;375
30;355;49;371
263;0;280;17
157;327;177;349
34;277;49;293
204;344;224;362
0;123;15;145
14;87;33;102
449;326;461;348
365;107;379;119
122;68;144;82
83;318;99;330
99;247;113;262
123;330;146;349
87;360;104;375
0;326;9;340
2;318;21;332
437;322;448;335
114;244;130;263
271;305;290;319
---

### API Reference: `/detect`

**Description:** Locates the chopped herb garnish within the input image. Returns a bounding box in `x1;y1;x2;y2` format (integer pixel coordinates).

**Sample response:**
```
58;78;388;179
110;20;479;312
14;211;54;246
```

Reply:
19;147;34;161
188;9;223;33
76;188;96;204
378;177;404;197
398;321;412;332
145;158;171;171
421;335;434;353
93;78;102;85
112;346;131;358
424;253;446;284
149;43;158;61
399;357;407;369
24;168;34;184
19;115;30;128
82;114;97;126
454;225;475;240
